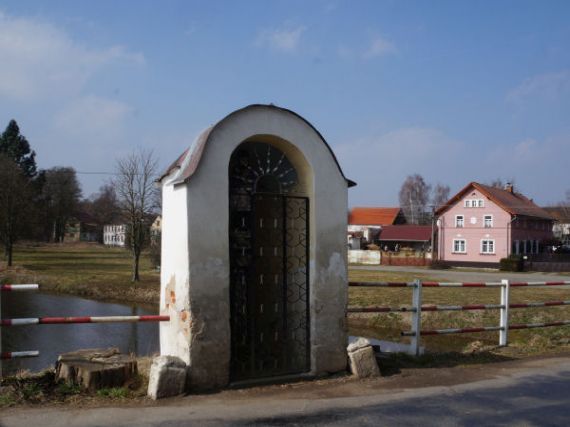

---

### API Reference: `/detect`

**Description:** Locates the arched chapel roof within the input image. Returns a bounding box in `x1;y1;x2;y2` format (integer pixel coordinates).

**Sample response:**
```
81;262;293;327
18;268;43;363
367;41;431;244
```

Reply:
158;104;356;187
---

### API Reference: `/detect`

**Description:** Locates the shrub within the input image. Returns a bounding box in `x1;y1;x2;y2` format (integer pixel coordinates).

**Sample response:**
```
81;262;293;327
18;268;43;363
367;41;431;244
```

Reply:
429;260;450;270
500;255;523;272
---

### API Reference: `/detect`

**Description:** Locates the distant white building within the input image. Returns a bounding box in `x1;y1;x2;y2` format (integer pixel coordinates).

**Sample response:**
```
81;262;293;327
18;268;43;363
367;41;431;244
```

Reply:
103;224;126;247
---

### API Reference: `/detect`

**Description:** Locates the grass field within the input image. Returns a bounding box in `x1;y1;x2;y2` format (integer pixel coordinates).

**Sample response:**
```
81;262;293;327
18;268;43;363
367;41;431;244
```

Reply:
1;243;569;355
0;242;160;305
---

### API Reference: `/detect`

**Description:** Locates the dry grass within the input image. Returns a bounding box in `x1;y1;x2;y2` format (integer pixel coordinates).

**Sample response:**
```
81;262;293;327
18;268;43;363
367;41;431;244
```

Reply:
348;268;570;355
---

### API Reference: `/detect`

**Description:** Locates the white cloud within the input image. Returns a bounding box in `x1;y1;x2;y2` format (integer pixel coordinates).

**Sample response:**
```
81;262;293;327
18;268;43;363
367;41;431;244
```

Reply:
363;35;396;59
0;10;144;101
506;70;570;105
256;25;306;53
338;35;397;60
54;95;132;138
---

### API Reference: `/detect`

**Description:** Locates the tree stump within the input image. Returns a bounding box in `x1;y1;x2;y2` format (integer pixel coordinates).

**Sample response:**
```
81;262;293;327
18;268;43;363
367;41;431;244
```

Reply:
55;348;137;391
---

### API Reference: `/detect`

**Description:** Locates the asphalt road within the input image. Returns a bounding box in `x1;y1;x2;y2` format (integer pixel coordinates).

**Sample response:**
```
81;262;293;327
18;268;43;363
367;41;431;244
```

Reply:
351;264;570;283
2;358;569;427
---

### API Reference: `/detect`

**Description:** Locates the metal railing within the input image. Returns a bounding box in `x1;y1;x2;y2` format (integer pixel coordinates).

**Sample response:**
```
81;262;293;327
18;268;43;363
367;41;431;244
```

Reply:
348;280;570;356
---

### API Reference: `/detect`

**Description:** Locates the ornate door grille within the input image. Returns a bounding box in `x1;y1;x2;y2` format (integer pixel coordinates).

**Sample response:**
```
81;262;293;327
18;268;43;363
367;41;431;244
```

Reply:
229;193;310;382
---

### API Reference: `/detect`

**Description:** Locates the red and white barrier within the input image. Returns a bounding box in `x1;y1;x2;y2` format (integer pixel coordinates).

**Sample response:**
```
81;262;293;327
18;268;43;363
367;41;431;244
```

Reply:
1;284;39;291
1;351;39;360
510;301;570;309
509;320;570;330
1;315;170;326
422;282;502;287
347;306;413;313
348;278;570;355
509;281;570;287
402;326;502;336
349;280;570;288
420;303;504;312
349;281;414;288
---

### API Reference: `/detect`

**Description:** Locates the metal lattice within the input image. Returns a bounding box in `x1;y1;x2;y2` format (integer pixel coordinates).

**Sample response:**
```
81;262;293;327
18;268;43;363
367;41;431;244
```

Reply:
229;143;309;382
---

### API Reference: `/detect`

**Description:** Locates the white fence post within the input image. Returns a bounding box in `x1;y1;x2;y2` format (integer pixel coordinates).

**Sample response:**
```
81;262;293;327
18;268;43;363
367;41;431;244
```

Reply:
499;279;510;346
410;279;423;356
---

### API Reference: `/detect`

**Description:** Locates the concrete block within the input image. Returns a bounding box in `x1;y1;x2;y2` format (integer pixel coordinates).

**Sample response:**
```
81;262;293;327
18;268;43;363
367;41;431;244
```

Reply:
347;340;380;378
147;356;187;400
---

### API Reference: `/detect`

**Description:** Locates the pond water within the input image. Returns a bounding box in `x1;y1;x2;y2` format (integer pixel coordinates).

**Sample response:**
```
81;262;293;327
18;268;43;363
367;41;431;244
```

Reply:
1;292;160;376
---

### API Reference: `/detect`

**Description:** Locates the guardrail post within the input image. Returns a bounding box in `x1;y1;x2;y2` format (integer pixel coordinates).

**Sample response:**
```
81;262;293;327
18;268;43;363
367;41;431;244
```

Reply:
410;279;423;356
499;279;510;346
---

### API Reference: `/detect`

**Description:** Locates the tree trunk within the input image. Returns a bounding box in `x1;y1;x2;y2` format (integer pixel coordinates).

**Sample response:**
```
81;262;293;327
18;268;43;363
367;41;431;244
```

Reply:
132;253;140;282
6;240;13;267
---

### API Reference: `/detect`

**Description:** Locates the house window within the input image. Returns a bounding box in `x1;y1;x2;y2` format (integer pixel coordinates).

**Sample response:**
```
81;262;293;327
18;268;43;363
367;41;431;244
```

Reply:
484;215;493;228
453;239;466;253
464;200;471;208
455;215;464;228
478;199;484;207
481;239;495;254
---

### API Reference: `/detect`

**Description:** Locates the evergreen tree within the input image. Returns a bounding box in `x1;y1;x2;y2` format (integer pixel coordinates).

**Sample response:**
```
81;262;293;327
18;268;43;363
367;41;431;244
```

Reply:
0;119;37;178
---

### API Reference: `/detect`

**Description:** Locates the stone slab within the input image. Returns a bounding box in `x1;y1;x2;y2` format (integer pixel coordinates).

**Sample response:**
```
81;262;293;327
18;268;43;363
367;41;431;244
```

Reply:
348;346;380;378
147;355;187;400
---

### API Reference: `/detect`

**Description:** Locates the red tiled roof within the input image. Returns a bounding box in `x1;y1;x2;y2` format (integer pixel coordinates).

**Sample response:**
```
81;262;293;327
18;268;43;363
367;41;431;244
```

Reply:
378;225;432;242
348;207;401;226
436;182;554;221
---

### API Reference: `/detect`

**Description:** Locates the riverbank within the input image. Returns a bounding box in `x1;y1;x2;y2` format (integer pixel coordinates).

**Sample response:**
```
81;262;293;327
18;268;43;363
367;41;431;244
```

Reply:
0;243;160;306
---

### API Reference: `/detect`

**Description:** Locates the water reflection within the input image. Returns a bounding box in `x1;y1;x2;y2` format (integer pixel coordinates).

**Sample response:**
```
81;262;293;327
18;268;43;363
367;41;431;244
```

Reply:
1;292;160;375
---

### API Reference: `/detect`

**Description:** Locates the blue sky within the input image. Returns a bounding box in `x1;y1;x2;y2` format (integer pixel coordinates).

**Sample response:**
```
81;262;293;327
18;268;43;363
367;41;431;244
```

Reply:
0;0;569;206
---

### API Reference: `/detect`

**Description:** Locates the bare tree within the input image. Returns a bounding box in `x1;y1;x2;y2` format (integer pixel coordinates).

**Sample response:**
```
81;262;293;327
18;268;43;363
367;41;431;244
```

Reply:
431;183;450;211
399;174;431;225
114;150;159;282
0;156;32;266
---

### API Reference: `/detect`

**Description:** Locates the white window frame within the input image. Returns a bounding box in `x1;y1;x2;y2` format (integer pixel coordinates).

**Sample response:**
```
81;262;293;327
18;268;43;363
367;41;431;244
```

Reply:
452;239;467;254
481;239;495;254
483;214;493;228
464;200;471;208
455;215;464;228
478;199;484;207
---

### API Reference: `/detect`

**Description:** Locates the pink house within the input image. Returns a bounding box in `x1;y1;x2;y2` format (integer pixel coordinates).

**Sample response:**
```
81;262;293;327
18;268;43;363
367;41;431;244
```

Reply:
436;182;554;267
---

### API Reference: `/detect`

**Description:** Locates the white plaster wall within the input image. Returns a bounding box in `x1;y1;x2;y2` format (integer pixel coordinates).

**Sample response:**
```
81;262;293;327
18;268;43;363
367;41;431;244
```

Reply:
348;250;381;265
159;178;191;364
161;105;348;389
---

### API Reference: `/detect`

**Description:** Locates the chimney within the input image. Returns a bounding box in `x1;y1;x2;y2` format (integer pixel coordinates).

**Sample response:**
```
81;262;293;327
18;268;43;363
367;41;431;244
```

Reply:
504;182;513;193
